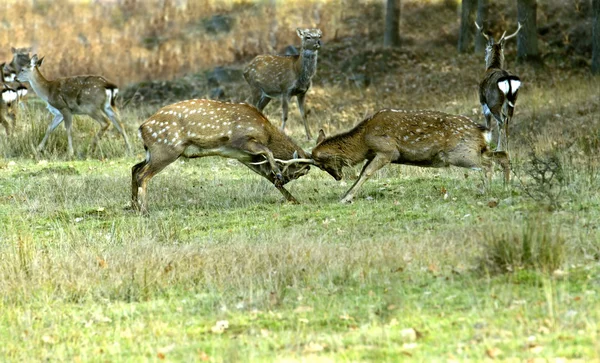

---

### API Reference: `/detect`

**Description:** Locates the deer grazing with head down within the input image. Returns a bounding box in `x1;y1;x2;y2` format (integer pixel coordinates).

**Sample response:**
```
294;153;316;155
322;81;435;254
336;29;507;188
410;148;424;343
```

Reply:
244;28;322;140
16;54;131;156
475;22;522;151
131;99;312;213
1;64;18;135
290;109;510;203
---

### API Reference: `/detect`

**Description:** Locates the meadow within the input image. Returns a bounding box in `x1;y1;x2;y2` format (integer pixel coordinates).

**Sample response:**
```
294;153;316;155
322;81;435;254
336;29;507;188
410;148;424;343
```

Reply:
1;0;600;361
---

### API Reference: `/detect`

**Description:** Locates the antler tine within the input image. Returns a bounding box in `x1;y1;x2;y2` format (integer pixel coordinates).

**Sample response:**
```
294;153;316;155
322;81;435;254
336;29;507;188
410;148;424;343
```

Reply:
249;159;269;165
500;22;521;42
474;21;490;41
274;158;315;165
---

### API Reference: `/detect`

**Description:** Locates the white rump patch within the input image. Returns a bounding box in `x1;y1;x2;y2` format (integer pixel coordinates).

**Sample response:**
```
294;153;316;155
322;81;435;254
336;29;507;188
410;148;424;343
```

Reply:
483;130;492;144
497;80;510;95
3;74;15;82
510;80;521;93
104;89;112;108
17;88;27;98
2;90;17;103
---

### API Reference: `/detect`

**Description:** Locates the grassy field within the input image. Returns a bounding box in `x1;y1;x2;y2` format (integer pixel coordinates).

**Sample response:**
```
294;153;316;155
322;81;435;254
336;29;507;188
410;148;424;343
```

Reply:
2;0;600;361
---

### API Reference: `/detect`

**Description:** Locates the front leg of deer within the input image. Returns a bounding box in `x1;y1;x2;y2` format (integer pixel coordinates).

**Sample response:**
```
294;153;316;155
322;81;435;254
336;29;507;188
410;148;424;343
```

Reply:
62;110;75;157
340;153;392;204
280;95;290;133
296;92;312;140
241;139;284;186
38;106;64;153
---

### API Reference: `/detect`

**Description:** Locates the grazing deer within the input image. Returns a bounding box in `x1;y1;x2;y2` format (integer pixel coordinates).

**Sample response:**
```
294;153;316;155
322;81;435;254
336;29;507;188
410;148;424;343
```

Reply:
304;109;510;203
244;28;322;140
475;22;522;151
131;99;311;213
16;55;131;156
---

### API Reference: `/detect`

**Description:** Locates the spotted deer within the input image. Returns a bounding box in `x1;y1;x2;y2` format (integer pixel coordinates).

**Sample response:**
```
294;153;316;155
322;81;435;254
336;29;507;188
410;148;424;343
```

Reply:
1;64;18;135
16;55;131;156
288;109;510;203
244;28;322;140
131;99;311;213
475;22;522;151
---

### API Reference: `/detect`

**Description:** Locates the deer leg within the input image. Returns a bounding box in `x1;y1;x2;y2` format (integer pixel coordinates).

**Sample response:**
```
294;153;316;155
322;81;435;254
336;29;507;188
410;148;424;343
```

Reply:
37;107;64;153
62;111;75;157
132;148;181;213
244;162;299;204
296;92;312;140
340;153;392;204
103;105;132;153
238;139;284;185
492;151;510;185
1;118;9;136
88;111;111;155
280;95;290;132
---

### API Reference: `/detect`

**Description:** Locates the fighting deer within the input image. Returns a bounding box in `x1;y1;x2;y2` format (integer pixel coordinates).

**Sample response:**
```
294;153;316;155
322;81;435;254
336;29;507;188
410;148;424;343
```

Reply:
244;28;322;140
300;109;510;203
131;99;311;213
475;22;522;151
16;55;131;156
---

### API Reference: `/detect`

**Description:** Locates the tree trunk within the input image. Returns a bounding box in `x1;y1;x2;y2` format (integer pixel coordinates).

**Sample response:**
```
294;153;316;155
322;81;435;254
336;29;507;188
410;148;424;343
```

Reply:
593;0;600;74
384;0;401;47
458;0;476;53
517;0;542;65
474;0;488;53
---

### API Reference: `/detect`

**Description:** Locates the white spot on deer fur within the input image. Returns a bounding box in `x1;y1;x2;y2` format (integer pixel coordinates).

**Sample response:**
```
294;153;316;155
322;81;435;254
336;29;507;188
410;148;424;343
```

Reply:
498;80;510;94
152;132;157;138
157;138;162;142
163;139;168;144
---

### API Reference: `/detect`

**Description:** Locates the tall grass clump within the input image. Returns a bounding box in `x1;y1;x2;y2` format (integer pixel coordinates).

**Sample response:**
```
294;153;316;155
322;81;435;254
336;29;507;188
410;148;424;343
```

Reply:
479;216;566;274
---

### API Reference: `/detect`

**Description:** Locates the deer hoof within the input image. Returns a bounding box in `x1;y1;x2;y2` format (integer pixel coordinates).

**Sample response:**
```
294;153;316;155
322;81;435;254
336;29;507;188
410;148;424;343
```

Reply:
340;197;354;204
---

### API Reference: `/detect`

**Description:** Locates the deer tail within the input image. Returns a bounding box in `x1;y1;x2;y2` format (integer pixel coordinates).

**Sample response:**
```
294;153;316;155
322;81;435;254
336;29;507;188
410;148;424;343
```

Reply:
104;84;119;108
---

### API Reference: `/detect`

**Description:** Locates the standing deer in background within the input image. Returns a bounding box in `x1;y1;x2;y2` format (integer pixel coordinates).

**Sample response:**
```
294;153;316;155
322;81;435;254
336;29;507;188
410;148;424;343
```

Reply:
244;28;322;140
475;22;522;151
132;99;311;213
3;47;31;99
16;55;131;156
302;109;510;203
1;64;18;135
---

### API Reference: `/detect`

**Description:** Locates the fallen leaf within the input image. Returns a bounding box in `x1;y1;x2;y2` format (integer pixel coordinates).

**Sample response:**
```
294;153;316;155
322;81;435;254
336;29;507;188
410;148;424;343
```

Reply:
293;306;313;313
400;328;417;341
304;342;325;353
198;351;210;361
157;352;165;360
488;199;498;208
211;320;229;334
485;347;502;359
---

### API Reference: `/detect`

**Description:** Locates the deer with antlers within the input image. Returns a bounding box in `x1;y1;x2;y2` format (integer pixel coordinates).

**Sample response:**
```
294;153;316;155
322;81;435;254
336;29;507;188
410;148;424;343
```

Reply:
16;55;131;156
475;22;522;151
281;109;510;203
244;28;322;140
131;99;311;213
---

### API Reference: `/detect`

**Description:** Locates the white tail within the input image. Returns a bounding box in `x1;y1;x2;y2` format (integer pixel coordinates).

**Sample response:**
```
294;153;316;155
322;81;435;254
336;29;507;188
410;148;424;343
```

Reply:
16;54;130;156
244;28;322;140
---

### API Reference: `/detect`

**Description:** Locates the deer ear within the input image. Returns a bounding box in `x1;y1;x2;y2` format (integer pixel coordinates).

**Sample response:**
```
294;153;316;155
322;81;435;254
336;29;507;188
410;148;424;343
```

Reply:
296;28;304;38
316;129;326;145
11;47;17;54
36;56;44;67
316;29;322;37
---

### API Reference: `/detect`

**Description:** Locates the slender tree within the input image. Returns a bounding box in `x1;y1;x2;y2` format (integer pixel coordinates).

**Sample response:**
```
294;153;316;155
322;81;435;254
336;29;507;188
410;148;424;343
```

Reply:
384;0;401;47
517;0;542;64
593;0;600;74
474;0;489;53
458;0;476;53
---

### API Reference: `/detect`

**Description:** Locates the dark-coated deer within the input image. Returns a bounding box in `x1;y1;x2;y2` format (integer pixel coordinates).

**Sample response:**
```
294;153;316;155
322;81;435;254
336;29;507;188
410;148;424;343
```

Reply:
0;80;17;136
305;109;510;203
16;55;131;156
131;99;311;213
244;28;322;140
3;47;31;99
475;22;522;151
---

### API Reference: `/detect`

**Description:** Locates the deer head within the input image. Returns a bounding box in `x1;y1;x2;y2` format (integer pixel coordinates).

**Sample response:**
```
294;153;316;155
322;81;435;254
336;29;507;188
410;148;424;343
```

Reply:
475;22;521;69
297;28;322;52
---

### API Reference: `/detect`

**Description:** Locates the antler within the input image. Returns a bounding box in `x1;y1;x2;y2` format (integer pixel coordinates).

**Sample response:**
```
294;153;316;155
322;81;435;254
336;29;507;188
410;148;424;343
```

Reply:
474;22;490;41
499;22;521;43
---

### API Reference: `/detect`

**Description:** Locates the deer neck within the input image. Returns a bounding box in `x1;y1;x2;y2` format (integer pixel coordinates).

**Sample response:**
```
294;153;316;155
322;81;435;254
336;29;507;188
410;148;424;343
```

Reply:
321;126;369;166
294;49;318;88
27;67;53;103
485;49;504;70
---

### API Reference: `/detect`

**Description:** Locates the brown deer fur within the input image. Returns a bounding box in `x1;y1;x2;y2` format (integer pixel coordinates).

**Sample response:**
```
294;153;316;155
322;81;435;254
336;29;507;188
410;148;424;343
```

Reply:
244;28;322;140
131;99;311;213
311;109;510;203
16;55;130;156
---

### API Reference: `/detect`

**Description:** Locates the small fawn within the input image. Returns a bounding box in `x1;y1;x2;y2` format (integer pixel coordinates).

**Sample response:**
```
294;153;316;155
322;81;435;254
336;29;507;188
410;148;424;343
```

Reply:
16;55;131;156
244;28;322;140
131;99;311;213
475;22;522;151
303;109;510;203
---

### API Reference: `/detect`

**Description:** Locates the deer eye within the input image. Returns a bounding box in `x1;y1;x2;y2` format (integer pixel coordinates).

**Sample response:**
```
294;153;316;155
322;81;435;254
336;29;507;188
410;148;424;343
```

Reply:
306;36;312;39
